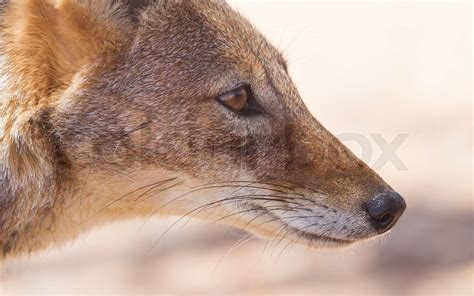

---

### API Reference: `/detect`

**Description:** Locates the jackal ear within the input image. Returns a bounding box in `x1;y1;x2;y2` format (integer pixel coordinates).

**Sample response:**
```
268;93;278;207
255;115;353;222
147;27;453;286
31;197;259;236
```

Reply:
2;0;135;96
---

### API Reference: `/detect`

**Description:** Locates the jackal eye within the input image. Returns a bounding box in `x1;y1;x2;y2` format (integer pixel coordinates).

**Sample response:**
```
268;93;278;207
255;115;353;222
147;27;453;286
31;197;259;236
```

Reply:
217;84;264;115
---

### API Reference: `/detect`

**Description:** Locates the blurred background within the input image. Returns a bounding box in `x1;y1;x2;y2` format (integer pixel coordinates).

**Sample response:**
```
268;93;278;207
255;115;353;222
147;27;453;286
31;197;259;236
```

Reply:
1;1;472;295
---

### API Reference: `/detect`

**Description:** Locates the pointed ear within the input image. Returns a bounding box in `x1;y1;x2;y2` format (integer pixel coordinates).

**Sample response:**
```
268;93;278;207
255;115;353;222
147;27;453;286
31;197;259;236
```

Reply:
2;0;135;97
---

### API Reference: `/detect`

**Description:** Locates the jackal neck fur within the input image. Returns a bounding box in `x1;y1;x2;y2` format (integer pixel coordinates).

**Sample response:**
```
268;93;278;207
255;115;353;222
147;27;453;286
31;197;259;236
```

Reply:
0;0;138;258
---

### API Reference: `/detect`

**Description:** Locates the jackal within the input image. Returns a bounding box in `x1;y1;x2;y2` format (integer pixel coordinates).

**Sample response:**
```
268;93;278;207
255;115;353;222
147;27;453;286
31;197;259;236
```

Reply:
0;0;405;259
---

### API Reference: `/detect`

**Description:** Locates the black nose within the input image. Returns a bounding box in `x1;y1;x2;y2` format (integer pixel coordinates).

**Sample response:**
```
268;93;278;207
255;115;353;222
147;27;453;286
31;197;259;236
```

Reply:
366;191;406;234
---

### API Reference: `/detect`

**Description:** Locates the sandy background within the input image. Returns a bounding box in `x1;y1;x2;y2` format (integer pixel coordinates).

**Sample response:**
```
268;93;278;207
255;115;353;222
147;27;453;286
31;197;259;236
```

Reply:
1;1;472;295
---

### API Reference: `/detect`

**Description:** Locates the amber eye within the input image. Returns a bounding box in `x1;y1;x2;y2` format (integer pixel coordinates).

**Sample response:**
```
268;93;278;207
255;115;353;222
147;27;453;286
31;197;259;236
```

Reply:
218;86;249;112
217;84;265;116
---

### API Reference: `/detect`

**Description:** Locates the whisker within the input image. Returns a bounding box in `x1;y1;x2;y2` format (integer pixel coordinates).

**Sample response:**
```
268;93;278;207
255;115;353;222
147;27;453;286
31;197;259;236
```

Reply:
213;234;255;273
114;121;152;141
266;178;325;196
147;193;313;252
135;181;185;202
212;204;293;224
270;220;298;252
201;181;303;196
157;184;295;213
158;183;327;216
255;213;324;228
200;181;329;208
85;177;177;222
276;239;294;263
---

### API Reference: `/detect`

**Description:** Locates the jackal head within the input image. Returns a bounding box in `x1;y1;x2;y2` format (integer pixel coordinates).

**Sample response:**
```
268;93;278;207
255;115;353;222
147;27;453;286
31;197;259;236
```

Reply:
0;0;405;257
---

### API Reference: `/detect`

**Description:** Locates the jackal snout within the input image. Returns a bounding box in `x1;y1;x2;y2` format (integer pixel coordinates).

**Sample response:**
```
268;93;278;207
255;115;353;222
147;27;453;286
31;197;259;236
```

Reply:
257;116;406;242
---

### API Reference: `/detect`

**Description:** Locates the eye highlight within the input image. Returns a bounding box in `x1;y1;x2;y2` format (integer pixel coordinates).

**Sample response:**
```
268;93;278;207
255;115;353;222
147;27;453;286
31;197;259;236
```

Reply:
217;84;264;115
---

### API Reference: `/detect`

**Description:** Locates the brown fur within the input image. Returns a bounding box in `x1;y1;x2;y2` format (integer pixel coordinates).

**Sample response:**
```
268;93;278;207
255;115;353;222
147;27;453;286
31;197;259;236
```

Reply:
0;0;400;259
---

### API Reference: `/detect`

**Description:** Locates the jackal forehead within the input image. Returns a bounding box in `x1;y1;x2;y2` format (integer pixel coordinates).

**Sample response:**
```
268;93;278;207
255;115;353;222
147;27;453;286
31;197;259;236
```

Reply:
137;0;286;84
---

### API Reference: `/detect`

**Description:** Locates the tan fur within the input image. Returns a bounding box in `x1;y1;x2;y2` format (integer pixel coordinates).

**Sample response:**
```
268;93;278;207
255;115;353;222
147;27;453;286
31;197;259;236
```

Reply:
0;0;403;259
1;0;132;185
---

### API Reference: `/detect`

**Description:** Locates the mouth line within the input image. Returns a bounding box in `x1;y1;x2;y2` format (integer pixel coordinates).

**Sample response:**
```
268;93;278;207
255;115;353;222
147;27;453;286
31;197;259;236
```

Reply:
247;204;355;245
288;224;354;244
280;220;355;244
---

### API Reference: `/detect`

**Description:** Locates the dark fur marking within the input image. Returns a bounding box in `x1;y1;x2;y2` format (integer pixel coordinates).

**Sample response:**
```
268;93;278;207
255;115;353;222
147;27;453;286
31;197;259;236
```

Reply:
122;0;149;22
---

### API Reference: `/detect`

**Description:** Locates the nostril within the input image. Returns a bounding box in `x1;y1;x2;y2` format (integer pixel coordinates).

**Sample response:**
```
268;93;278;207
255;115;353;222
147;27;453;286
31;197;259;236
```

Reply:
366;191;406;234
380;213;393;225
